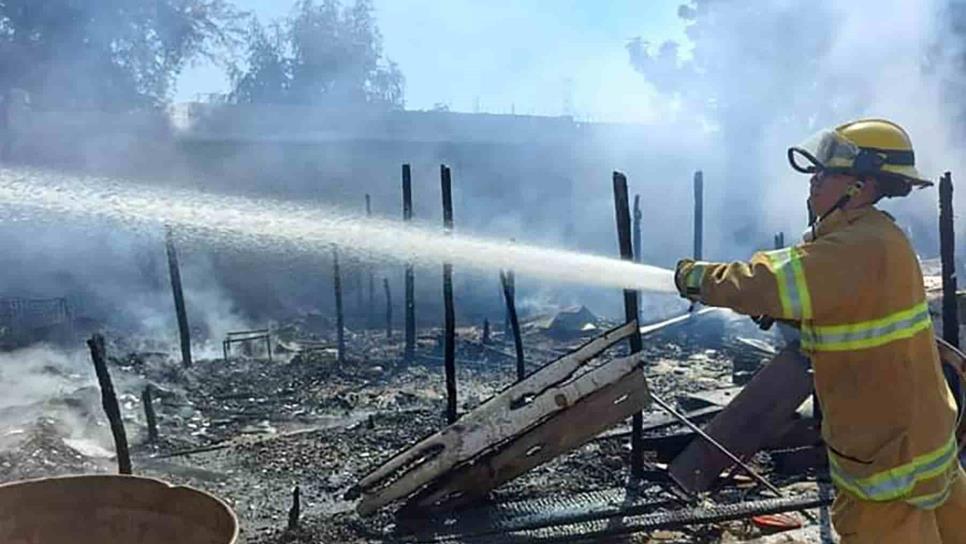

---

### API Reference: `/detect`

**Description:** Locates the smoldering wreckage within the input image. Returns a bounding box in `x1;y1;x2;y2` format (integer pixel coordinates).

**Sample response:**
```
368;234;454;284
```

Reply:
0;162;963;544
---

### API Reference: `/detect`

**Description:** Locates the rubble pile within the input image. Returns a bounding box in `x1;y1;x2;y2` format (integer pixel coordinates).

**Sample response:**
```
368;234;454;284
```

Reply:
0;309;832;543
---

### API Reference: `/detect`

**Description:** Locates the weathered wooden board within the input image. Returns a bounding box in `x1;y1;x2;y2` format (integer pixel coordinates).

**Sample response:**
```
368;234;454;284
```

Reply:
937;338;966;445
352;321;643;516
409;364;650;513
669;345;813;493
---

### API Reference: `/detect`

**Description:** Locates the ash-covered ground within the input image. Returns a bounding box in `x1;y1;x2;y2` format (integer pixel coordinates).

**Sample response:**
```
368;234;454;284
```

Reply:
0;309;829;543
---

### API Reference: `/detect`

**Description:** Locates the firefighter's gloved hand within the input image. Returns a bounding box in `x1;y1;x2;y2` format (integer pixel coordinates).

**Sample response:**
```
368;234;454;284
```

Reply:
752;315;775;331
674;259;702;302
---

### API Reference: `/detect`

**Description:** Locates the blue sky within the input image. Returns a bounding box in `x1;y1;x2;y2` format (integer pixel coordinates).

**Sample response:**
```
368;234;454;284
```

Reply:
176;1;688;121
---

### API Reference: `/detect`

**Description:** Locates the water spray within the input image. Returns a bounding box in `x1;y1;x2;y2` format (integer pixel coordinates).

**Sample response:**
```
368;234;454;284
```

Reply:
0;168;677;294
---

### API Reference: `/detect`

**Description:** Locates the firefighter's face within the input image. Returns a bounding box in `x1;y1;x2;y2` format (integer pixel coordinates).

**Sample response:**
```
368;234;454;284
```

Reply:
808;171;857;217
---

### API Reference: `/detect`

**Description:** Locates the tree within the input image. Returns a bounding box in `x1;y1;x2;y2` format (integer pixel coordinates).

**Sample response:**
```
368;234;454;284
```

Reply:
230;20;291;104
230;0;404;109
0;0;245;110
626;1;843;248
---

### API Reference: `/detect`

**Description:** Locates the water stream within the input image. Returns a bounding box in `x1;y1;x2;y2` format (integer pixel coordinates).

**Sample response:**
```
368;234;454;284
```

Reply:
0;167;677;294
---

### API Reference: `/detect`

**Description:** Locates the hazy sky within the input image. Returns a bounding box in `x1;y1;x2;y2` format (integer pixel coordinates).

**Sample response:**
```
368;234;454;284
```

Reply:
175;1;688;121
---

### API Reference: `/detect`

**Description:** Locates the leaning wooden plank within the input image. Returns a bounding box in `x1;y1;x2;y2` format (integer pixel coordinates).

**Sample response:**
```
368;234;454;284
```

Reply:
669;345;813;494
936;338;966;445
350;321;638;515
408;361;650;513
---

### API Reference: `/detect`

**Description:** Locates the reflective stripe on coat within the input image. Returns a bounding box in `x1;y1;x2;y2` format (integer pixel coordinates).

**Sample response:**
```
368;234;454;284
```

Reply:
684;207;959;508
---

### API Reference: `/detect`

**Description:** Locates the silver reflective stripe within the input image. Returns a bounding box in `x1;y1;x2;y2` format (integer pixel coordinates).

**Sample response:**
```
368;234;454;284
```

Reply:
801;301;931;352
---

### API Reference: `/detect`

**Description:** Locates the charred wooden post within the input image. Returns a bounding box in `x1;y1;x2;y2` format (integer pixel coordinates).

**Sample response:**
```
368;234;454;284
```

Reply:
333;246;345;363
693;171;704;260
383;278;393;339
403;164;416;363
633;194;643;263
613;171;645;479
87;334;132;474
441;165;458;423
939;172;962;413
940;172;958;347
633;194;643;320
165;227;192;368
142;385;159;444
354;261;365;321
482;318;491;345
501;270;525;382
287;485;301;531
503;269;515;335
366;194;375;327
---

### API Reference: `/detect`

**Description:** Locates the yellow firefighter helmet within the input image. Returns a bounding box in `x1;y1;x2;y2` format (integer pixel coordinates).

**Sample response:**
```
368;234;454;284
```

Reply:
788;118;932;196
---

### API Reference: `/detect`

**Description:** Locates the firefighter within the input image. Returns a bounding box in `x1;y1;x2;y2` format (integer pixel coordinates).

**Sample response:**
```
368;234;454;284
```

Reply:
675;119;966;543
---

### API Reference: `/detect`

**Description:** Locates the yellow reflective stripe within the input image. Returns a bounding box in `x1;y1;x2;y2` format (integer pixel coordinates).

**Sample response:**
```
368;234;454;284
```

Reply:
789;250;813;320
801;301;931;352
829;435;957;502
762;248;812;320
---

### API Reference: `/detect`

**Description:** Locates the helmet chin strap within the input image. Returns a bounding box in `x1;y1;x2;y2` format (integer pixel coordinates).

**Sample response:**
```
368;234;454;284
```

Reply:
809;177;866;239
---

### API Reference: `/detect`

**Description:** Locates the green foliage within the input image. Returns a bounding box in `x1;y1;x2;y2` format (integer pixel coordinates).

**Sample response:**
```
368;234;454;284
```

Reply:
0;0;246;110
230;0;404;109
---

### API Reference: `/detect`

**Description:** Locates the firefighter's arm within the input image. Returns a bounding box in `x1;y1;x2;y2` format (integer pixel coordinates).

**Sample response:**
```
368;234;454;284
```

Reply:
676;237;857;321
675;255;793;319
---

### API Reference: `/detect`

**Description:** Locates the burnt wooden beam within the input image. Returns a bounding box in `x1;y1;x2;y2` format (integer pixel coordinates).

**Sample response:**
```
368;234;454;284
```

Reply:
501;270;525;382
633;193;643;322
164;227;192;368
403;164;416;363
350;322;647;516
383;277;393;339
940;172;958;347
613;171;645;478
366;194;375;328
288;485;301;531
693;171;703;260
939;172;963;414
503;268;515;335
441;164;457;423
412;360;648;513
142;385;158;444
333;246;345;364
87;334;132;474
669;344;813;493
